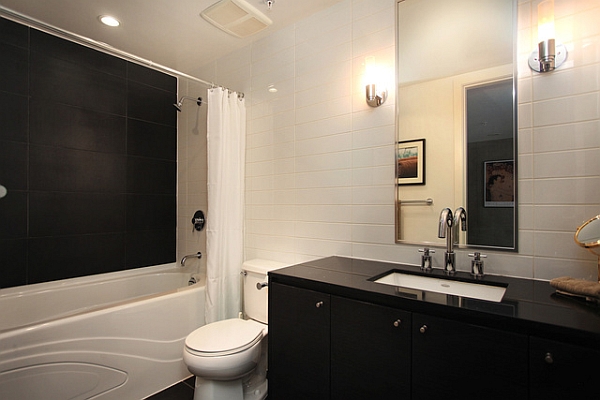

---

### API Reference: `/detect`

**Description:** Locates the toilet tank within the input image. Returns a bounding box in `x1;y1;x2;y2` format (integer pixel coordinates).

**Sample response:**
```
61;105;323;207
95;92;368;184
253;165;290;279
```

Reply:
243;259;289;324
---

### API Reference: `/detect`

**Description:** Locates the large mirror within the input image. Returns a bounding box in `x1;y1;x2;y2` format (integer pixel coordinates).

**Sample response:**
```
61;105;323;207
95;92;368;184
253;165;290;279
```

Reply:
395;0;517;250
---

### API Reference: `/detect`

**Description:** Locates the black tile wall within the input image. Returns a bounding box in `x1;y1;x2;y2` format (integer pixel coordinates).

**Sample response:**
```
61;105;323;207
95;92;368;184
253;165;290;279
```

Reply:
0;239;27;288
0;17;178;289
126;229;176;268
0;41;28;95
0;191;27;239
127;157;177;194
29;144;128;193
0;91;28;142
30;101;127;153
128;119;177;160
128;80;177;127
30;30;126;78
29;192;126;237
0;141;27;190
28;234;127;283
30;50;127;115
0;17;28;48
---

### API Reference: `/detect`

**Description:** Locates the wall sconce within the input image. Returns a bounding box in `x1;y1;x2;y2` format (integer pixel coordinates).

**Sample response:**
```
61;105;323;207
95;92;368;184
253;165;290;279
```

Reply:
364;56;388;107
528;0;567;73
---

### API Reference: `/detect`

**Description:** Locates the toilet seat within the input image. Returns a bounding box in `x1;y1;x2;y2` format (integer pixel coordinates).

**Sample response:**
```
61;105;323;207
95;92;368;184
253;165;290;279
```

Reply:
185;319;265;357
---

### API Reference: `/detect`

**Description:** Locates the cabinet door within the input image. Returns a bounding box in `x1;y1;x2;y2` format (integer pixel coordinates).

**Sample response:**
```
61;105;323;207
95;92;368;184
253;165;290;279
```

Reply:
530;336;600;399
412;313;528;400
268;282;330;400
331;296;411;399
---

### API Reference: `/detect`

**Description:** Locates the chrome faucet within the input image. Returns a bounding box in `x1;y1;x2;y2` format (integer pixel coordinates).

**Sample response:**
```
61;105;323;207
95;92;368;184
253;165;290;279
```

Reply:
181;251;202;266
438;207;467;274
438;208;455;273
453;207;467;244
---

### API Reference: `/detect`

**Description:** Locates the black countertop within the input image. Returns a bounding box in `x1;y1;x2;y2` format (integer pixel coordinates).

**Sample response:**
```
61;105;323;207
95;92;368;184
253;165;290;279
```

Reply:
269;256;600;349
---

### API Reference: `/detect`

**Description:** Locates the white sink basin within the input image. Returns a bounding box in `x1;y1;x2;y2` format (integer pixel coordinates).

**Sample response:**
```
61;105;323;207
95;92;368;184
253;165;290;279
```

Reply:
373;271;507;303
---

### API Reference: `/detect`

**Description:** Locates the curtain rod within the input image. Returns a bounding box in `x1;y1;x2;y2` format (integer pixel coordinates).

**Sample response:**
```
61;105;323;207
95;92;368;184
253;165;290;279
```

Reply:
0;6;237;93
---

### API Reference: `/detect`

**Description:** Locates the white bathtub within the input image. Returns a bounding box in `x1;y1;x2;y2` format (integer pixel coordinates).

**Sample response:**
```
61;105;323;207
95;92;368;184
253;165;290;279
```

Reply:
0;263;205;400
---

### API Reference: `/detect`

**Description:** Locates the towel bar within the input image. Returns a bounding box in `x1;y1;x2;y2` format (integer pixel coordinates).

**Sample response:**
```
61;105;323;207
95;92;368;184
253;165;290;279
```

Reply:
399;198;433;205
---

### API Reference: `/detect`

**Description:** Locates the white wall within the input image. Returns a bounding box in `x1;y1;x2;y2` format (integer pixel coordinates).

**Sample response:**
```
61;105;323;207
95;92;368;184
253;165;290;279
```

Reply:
181;0;600;281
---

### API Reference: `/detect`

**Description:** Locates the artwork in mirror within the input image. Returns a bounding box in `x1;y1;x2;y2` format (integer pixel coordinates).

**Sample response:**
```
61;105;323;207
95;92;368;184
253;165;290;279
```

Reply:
395;0;517;250
397;139;425;185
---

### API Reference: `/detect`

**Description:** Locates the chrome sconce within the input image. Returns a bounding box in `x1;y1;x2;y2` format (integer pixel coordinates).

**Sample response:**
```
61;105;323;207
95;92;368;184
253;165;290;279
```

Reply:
366;84;387;107
364;56;388;107
528;0;567;73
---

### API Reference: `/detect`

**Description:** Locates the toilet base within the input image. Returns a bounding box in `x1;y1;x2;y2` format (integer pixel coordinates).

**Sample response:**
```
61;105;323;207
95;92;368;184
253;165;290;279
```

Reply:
193;377;243;400
192;375;267;400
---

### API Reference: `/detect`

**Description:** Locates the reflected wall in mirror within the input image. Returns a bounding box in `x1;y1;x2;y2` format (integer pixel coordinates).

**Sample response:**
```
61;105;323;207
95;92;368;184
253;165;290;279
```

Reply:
395;0;517;250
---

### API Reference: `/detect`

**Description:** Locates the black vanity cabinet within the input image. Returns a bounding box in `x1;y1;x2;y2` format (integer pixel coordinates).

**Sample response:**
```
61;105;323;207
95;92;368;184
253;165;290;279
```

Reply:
331;296;411;399
529;336;600;398
268;283;330;400
268;257;600;400
268;283;411;399
412;313;529;400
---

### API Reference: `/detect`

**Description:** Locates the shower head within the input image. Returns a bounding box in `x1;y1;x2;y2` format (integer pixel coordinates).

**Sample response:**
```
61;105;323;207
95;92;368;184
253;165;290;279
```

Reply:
173;96;203;112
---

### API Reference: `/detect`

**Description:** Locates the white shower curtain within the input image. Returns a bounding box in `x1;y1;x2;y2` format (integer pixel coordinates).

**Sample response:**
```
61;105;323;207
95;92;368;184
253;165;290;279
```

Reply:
205;87;246;324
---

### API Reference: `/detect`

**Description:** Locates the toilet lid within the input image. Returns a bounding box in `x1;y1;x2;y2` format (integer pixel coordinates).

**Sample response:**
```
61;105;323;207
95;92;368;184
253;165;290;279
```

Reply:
185;319;265;356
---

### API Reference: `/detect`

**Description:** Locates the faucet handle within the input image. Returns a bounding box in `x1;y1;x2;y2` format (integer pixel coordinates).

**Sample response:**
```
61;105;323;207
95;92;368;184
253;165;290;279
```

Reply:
418;248;435;271
468;252;487;260
468;252;486;277
418;248;435;255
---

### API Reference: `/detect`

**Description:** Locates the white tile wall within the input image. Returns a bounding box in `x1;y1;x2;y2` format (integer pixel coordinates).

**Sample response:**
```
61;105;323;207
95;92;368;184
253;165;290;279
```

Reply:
181;0;600;281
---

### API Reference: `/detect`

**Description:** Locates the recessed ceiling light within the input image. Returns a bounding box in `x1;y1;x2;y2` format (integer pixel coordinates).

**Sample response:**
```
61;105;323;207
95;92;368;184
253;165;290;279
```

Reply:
268;85;277;93
99;15;120;27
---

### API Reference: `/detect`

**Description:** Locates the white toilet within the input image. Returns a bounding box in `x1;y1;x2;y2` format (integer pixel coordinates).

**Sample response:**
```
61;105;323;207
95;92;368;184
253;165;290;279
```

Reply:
183;259;288;400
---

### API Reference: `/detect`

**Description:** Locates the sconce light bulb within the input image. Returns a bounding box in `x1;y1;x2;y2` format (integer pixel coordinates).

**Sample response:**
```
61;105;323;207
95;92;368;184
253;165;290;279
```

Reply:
537;0;555;42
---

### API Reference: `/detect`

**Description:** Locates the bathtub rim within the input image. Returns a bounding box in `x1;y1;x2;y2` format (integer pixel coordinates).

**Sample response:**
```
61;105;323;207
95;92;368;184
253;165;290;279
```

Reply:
0;262;205;335
0;262;198;299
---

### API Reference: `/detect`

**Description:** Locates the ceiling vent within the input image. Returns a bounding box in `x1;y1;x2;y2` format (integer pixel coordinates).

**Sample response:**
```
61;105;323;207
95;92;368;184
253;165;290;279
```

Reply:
200;0;272;38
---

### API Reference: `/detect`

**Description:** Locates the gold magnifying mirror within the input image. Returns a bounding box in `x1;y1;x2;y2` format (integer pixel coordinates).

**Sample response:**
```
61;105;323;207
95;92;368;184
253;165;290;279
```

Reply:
574;214;600;282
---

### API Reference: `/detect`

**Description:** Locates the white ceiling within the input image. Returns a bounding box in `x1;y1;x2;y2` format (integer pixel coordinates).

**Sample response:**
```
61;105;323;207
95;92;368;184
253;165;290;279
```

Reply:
0;0;344;75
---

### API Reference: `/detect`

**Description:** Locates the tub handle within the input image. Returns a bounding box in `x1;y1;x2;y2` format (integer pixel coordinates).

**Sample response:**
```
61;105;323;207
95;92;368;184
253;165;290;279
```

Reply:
181;251;202;266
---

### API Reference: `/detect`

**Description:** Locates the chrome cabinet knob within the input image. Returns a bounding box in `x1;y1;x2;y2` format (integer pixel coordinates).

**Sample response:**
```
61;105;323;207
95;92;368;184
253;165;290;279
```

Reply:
419;325;428;334
544;352;554;364
393;319;402;327
315;301;324;308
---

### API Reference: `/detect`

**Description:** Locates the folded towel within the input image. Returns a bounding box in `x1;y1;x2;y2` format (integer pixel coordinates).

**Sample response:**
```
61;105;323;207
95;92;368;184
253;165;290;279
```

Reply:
550;276;600;300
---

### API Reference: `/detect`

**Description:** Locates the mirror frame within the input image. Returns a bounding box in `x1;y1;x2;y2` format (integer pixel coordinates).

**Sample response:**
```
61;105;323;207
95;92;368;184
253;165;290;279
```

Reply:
575;215;600;250
394;0;518;251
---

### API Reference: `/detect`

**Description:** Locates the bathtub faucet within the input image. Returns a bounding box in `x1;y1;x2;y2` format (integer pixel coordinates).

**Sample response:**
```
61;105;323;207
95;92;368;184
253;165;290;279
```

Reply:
181;251;202;266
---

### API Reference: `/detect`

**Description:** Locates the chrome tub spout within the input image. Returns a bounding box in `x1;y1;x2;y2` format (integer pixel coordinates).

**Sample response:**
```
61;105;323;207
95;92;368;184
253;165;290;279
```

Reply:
181;251;202;266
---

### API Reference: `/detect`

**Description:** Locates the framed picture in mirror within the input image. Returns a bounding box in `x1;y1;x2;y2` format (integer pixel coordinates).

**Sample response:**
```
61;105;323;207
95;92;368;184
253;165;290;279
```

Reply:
484;160;514;207
396;139;425;185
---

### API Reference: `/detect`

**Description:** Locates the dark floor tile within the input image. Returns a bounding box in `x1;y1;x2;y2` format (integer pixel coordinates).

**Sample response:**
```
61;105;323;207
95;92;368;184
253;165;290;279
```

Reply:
147;381;194;400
